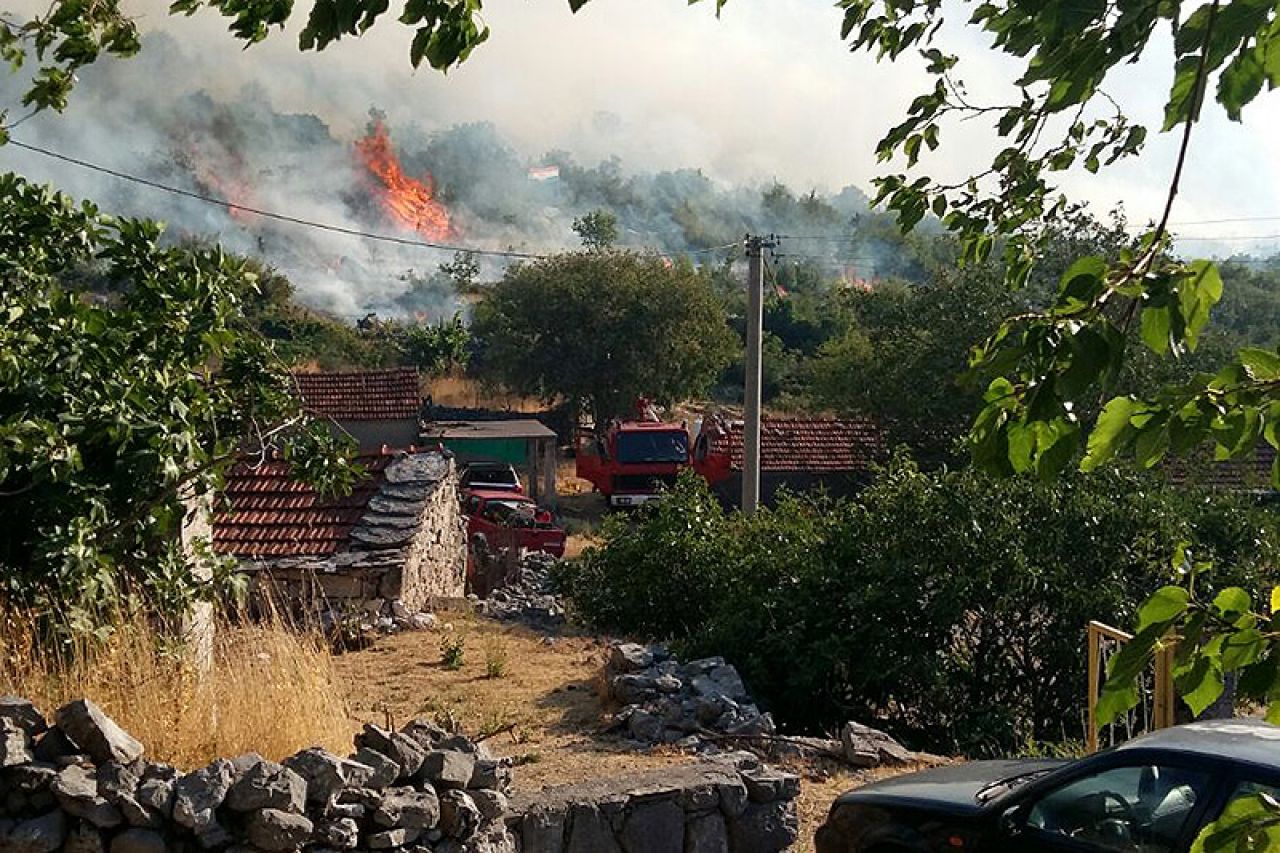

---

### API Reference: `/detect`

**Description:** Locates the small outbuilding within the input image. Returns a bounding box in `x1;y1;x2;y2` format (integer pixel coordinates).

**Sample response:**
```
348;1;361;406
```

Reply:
420;418;560;508
700;417;885;506
212;449;466;613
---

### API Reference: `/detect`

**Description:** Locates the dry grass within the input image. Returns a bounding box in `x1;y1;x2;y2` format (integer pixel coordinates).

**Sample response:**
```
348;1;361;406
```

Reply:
427;375;544;412
0;606;352;769
334;607;689;790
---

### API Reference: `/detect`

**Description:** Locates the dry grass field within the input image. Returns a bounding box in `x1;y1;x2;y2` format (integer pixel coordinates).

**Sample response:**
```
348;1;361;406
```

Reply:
0;606;352;768
334;605;911;852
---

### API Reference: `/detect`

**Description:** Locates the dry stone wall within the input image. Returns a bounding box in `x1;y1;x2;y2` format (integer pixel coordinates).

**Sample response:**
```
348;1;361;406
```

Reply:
0;697;516;853
508;756;799;853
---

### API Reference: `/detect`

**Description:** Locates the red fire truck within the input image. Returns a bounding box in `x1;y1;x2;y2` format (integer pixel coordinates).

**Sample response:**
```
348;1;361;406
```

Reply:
575;402;732;508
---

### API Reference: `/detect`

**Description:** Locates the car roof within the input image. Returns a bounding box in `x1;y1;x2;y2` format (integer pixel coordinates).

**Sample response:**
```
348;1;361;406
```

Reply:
1115;719;1280;767
465;461;514;469
466;488;534;502
617;421;686;432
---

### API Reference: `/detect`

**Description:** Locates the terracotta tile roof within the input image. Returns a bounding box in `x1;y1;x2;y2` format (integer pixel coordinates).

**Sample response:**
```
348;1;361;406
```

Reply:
707;418;885;473
293;368;421;421
212;455;393;557
1164;444;1277;492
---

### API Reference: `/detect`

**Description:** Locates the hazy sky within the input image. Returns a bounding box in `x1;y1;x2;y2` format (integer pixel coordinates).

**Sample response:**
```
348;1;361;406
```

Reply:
6;0;1280;256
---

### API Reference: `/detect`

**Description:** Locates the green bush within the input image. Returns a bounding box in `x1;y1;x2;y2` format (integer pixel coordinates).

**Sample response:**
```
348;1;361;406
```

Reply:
559;461;1279;756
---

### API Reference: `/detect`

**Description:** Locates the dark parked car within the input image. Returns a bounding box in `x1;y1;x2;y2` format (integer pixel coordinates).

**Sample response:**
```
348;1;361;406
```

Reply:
816;719;1280;852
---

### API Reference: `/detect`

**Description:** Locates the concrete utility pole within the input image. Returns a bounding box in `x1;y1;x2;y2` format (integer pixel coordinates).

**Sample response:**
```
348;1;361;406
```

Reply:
743;234;776;514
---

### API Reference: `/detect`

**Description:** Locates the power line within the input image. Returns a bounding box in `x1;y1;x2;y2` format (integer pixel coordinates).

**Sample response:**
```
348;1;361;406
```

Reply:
3;138;744;262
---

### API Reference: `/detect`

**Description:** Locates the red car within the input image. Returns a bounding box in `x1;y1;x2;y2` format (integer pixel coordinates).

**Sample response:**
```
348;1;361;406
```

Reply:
462;489;566;559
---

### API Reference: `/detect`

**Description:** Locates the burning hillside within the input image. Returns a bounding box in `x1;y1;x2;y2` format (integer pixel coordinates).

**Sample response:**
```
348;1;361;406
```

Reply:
355;119;454;241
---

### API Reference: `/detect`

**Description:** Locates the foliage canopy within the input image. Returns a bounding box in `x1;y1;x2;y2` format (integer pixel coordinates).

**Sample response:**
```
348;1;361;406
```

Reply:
471;251;736;422
0;174;359;619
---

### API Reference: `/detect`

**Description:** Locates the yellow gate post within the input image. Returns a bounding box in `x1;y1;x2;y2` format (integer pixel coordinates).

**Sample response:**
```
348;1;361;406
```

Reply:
1086;621;1176;753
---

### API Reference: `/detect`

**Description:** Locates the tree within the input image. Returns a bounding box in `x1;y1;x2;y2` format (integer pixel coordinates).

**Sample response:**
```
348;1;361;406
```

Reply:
825;5;1280;841
0;174;360;620
396;313;470;376
471;251;735;422
571;209;619;251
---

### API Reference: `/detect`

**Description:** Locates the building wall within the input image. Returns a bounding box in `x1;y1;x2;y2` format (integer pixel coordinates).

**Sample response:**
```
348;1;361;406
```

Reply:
333;418;421;452
396;467;467;608
442;437;530;466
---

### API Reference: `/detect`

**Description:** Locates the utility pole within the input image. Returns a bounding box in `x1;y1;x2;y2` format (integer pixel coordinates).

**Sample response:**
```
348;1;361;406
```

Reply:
743;234;776;514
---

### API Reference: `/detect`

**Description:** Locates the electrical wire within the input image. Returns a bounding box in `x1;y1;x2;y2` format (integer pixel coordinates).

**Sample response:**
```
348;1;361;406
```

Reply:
3;138;743;261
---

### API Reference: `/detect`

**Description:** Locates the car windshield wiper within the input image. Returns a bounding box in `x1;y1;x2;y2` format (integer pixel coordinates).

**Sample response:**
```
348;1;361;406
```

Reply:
975;769;1054;804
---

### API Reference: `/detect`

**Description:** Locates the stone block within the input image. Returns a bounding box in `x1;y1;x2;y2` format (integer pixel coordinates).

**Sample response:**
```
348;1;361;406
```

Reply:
620;800;683;853
684;811;729;853
52;765;123;828
726;802;798;853
3;810;66;853
520;807;565;853
244;807;314;851
419;750;475;791
225;759;307;814
53;700;143;765
565;803;620;853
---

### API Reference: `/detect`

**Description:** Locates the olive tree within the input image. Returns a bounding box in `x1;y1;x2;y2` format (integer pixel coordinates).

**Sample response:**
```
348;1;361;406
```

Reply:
471;251;735;422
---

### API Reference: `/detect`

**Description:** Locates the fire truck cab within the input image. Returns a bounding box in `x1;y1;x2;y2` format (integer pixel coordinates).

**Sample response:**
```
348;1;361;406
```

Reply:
576;420;692;508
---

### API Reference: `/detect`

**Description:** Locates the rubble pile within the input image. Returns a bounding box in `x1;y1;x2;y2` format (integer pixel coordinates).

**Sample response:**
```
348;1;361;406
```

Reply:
0;697;516;853
603;643;777;749
473;553;565;632
603;642;918;769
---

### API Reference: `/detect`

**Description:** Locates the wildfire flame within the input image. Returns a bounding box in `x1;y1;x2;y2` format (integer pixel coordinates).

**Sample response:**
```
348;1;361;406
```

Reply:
176;135;256;224
355;120;453;241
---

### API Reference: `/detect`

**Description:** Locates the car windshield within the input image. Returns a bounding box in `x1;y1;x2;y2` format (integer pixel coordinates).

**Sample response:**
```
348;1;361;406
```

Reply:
616;430;688;464
975;768;1056;804
467;465;516;485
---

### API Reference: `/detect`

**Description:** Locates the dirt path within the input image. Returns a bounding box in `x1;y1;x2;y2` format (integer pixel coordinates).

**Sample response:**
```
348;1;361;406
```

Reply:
332;606;906;852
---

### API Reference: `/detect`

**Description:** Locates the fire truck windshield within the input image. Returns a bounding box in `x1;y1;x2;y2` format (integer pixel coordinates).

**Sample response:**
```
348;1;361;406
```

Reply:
615;430;688;464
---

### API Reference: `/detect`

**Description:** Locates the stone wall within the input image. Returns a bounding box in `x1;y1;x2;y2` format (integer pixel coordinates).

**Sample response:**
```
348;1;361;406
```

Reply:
0;697;517;853
1;698;802;853
508;757;799;853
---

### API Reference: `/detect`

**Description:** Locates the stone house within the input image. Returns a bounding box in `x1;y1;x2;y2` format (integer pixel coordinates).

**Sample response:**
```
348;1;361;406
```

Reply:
212;449;466;612
698;417;886;506
293;368;423;452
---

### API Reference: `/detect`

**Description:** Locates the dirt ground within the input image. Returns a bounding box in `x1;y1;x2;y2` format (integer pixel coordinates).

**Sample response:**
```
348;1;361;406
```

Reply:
332;606;910;852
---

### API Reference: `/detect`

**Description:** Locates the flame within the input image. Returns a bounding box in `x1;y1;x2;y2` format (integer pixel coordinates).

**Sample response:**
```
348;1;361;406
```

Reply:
177;134;256;224
355;120;453;241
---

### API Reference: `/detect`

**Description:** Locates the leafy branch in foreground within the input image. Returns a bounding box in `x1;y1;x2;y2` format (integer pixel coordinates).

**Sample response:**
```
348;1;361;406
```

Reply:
0;174;360;621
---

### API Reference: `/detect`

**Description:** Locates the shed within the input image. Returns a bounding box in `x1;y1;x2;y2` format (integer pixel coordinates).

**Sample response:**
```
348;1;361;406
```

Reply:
211;449;466;610
421;419;560;508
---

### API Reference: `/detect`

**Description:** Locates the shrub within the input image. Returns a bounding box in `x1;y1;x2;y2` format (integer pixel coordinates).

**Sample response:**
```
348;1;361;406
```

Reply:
440;633;466;670
560;462;1279;756
483;636;509;679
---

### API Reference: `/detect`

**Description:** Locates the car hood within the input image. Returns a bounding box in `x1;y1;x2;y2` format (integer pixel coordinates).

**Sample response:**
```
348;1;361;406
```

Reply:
834;759;1067;816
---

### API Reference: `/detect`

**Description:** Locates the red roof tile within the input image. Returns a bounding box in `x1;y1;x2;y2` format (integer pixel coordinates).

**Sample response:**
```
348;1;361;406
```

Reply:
293;368;421;421
212;455;393;557
707;418;885;473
